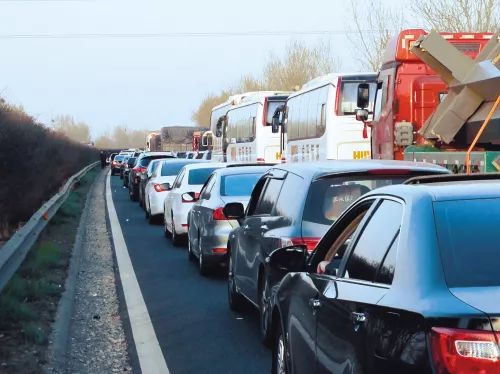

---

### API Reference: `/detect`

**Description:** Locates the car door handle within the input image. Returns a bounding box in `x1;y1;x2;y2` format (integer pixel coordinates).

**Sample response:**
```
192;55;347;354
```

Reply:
351;312;367;323
309;298;321;310
243;224;249;230
260;224;269;231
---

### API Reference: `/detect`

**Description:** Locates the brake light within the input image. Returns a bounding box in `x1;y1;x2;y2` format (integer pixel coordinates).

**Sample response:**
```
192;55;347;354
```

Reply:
133;166;146;174
281;156;287;163
212;207;227;221
280;237;320;253
211;247;227;254
430;327;500;374
263;98;269;126
257;157;265;163
334;77;342;116
153;183;169;192
367;169;411;175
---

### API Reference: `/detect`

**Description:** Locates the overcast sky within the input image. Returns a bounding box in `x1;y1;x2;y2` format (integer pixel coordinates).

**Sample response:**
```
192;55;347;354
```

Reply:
0;0;408;138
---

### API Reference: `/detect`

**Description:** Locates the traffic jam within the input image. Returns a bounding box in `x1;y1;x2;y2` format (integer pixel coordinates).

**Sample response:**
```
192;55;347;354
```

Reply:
105;29;500;374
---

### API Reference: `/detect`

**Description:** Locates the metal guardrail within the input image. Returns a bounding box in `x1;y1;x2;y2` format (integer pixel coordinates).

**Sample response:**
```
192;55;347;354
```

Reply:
0;161;99;294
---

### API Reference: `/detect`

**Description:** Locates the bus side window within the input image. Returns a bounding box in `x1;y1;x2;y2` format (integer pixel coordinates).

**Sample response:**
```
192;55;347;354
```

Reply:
319;103;326;133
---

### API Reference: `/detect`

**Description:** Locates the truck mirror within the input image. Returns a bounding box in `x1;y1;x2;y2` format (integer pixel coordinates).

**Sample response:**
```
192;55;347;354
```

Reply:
355;109;369;122
271;116;280;133
215;116;225;137
357;83;370;109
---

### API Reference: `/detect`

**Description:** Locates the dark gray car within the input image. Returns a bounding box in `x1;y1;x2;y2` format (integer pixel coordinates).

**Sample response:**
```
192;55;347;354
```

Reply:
223;160;450;344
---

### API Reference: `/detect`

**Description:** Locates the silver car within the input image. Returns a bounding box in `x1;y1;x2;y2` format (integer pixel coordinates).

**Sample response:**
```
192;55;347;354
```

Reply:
187;165;271;275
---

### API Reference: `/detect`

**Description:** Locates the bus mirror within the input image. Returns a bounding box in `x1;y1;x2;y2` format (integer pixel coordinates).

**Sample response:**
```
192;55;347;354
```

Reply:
215;117;224;137
355;109;369;122
271;116;280;133
357;83;370;109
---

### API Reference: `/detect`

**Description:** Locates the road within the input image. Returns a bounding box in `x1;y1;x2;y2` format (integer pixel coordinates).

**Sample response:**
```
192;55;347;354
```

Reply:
109;175;271;374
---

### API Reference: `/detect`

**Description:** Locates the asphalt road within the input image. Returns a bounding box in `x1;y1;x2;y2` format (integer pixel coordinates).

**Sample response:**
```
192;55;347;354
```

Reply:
110;176;270;374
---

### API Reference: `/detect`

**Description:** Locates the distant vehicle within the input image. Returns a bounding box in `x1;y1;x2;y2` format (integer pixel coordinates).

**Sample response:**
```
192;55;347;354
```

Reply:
122;157;136;187
176;151;187;158
144;159;207;224
111;154;126;175
107;152;118;165
186;151;196;159
279;73;377;162
269;176;500;374
187;165;271;275
119;156;129;179
163;163;226;245
223;160;449;343
195;151;212;160
139;159;167;209
128;152;176;201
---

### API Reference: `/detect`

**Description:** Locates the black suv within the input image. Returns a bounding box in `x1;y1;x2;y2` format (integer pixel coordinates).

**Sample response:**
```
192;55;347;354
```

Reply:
128;152;175;201
223;160;449;344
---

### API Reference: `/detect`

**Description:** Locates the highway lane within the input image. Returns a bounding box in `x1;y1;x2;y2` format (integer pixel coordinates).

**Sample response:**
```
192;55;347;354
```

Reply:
110;175;270;374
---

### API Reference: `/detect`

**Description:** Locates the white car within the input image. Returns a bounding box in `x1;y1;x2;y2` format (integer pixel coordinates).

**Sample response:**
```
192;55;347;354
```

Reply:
163;162;226;245
144;159;207;224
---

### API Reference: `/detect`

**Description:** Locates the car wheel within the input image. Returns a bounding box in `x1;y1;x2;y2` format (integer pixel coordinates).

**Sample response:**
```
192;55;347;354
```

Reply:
145;206;150;219
163;216;170;238
198;249;209;276
272;324;288;374
227;255;244;312
259;277;272;346
171;214;181;246
187;237;195;261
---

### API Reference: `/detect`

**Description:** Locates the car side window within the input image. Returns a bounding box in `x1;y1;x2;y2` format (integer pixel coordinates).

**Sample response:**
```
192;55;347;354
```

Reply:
200;175;216;200
274;173;304;223
343;200;403;283
173;169;185;189
375;231;399;285
246;178;268;216
252;178;284;216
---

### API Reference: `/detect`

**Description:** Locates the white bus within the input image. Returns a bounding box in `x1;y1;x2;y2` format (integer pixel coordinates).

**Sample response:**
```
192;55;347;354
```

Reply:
205;92;289;163
282;73;377;162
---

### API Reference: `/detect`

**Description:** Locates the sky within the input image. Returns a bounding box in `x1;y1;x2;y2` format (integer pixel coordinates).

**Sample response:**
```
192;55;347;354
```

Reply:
0;0;407;138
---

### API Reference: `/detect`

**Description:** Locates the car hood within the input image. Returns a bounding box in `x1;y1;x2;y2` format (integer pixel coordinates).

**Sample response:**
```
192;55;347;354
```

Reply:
449;287;500;331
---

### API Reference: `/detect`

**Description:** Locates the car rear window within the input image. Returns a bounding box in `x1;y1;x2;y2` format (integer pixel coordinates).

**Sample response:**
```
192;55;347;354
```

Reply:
114;155;125;161
434;198;500;287
188;167;219;185
302;176;407;225
161;162;193;176
139;155;172;167
127;157;136;166
220;173;263;196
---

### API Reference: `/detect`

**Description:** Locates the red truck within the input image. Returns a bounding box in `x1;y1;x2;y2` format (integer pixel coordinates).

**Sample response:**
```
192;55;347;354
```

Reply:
359;29;498;172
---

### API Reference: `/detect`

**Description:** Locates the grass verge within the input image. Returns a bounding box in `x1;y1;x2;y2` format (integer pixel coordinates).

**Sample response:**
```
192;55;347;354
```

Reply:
0;166;99;372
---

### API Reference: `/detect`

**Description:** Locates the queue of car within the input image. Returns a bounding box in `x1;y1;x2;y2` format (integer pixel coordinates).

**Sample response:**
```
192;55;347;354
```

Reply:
110;152;500;374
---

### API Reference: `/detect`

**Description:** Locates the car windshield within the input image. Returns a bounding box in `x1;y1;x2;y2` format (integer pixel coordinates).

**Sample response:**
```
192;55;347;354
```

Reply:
220;173;263;196
188;167;219;185
161;162;192;176
434;198;500;287
302;176;407;225
114;155;125;161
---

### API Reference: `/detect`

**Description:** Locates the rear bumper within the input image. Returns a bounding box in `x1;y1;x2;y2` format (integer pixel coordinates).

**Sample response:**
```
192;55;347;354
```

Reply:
149;192;168;216
199;221;234;264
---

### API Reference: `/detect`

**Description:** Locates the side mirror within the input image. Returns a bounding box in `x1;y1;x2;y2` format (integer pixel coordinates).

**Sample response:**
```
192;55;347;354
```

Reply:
271;116;280;134
223;202;245;219
182;191;199;203
215;116;225;137
357;83;370;109
266;245;307;272
355;108;369;122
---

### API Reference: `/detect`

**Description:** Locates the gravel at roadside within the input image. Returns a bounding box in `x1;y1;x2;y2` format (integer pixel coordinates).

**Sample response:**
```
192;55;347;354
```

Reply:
48;170;131;373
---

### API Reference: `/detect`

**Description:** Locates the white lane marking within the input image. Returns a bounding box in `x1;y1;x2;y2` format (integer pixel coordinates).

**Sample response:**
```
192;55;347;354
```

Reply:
106;172;170;374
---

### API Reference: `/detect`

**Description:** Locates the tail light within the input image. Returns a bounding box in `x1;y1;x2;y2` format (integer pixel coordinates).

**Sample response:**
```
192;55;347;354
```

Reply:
281;156;287;163
211;247;227;254
182;192;199;203
133;166;147;174
430;327;500;374
334;77;342;116
257;157;265;163
263;98;269;126
153;183;169;192
280;237;320;253
212;207;227;221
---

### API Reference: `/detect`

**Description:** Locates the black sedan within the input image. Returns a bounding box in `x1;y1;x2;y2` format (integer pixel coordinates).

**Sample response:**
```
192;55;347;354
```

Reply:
223;160;449;345
268;175;500;374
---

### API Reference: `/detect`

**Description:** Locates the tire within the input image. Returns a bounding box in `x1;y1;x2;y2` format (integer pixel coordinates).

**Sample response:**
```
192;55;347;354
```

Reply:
187;237;195;261
163;216;170;238
198;249;210;276
272;324;288;374
259;277;273;346
145;207;150;220
171;213;182;247
227;255;244;312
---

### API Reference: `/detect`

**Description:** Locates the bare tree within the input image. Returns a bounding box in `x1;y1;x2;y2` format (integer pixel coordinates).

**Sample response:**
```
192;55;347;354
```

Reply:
347;0;406;71
263;40;341;91
412;0;500;32
52;115;91;143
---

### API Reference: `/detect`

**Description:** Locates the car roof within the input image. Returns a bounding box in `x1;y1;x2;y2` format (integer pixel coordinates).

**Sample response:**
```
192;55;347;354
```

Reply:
269;160;449;180
181;162;226;171
369;179;500;202
140;151;175;157
213;165;271;177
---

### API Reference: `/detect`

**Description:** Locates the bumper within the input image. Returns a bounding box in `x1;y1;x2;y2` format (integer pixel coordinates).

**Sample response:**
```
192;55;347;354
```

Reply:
172;205;192;235
199;221;234;264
